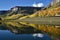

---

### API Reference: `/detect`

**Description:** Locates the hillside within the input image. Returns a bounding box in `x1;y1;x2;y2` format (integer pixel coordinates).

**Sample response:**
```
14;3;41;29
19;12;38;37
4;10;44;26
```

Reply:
19;6;60;20
1;6;43;20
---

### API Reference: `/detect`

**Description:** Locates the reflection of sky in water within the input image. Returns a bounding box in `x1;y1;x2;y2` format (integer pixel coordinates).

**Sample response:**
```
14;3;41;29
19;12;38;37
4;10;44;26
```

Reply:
0;30;51;40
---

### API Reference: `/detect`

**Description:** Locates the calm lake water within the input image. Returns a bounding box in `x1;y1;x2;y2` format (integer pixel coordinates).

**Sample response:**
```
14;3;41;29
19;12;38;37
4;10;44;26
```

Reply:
0;30;51;40
0;21;60;40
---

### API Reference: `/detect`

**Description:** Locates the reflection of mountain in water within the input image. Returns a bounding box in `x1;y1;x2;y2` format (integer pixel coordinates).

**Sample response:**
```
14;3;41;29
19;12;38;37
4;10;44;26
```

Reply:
0;21;60;40
0;21;60;34
0;21;42;34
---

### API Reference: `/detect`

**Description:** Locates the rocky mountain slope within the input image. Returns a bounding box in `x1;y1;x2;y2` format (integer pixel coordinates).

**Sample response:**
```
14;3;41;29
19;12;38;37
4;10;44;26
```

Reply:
0;6;43;20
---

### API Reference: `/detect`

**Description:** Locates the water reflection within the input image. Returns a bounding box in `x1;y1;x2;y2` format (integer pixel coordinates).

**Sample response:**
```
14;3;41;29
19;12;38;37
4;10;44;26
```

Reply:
33;33;44;37
0;21;60;40
0;30;51;40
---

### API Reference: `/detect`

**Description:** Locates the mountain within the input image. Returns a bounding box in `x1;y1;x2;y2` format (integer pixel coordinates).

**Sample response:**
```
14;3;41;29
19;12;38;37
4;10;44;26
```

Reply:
0;6;43;20
7;6;43;16
0;10;8;15
0;6;43;16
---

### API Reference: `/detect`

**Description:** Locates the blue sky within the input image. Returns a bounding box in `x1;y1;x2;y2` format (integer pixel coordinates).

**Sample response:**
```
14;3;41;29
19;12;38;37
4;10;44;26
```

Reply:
0;0;52;10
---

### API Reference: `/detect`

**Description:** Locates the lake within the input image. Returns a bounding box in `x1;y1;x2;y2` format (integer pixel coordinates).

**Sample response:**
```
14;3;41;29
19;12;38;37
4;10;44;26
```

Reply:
0;21;60;40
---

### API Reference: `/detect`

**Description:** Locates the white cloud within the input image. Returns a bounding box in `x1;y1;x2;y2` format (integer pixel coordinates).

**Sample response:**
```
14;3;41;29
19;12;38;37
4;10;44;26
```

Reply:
32;3;44;7
32;3;37;7
37;3;44;7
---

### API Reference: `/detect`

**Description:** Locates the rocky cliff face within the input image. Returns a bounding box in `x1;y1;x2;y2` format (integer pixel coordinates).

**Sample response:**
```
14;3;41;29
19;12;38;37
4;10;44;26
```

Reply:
7;6;43;16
